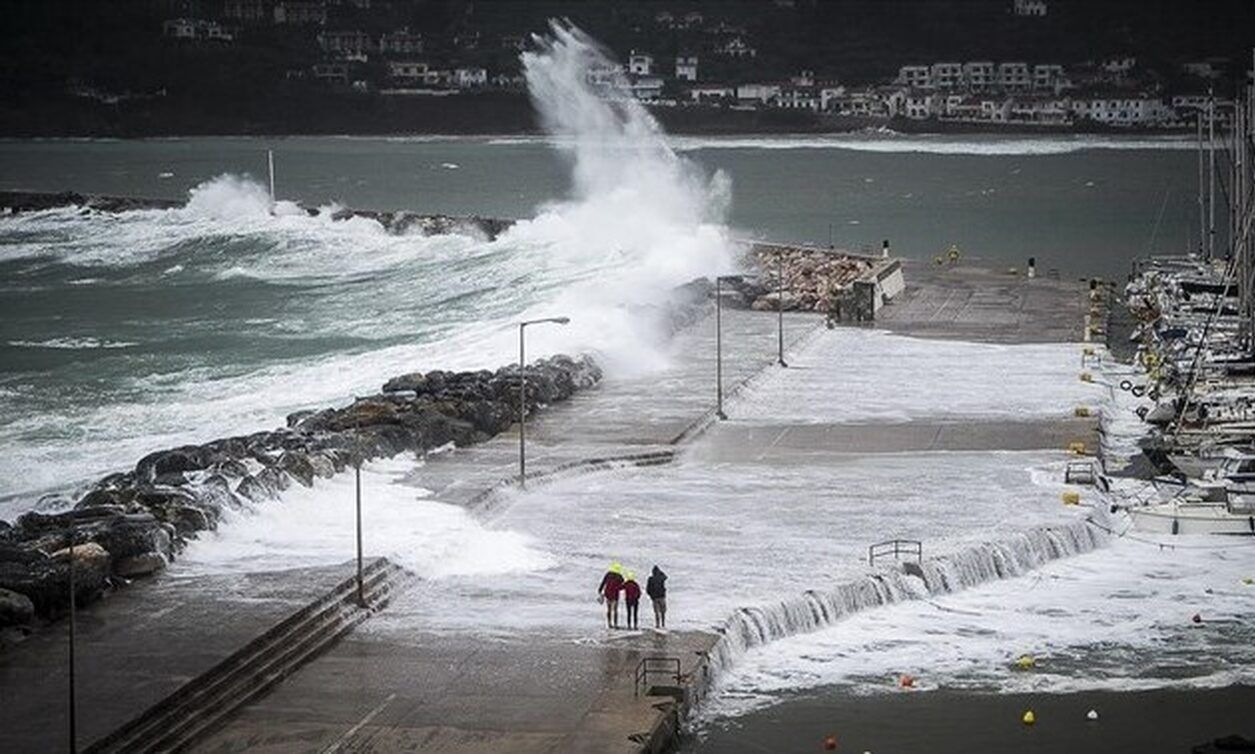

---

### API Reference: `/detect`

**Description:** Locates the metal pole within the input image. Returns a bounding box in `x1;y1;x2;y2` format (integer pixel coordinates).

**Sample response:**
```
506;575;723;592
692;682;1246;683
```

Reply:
518;323;526;487
67;516;77;754
355;463;364;608
776;251;787;367
1198;112;1206;254
267;149;276;203
1210;88;1217;260
716;277;726;420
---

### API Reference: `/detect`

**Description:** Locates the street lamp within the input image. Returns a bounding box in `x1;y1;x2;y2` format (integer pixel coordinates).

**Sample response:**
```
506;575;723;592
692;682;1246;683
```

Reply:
518;317;570;487
354;460;364;608
775;250;788;368
715;275;736;420
66;515;78;754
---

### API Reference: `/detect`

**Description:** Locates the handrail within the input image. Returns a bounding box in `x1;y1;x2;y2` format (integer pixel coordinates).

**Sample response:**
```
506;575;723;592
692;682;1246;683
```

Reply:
633;656;682;698
868;539;922;566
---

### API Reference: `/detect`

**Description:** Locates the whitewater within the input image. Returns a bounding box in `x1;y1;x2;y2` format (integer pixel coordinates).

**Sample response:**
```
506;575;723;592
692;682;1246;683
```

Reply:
2;21;1250;736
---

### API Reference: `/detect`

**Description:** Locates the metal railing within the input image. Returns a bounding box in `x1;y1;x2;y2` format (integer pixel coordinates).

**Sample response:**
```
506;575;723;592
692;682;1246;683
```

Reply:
633;656;682;698
868;539;923;567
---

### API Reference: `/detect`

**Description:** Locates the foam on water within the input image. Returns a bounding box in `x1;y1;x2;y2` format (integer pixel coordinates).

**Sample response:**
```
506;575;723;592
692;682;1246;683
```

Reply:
732;329;1103;423
701;533;1255;720
178;457;554;579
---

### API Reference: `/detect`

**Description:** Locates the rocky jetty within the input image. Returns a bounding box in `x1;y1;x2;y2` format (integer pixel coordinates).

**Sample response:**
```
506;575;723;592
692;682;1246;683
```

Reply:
746;246;874;312
0;354;600;634
0;190;515;241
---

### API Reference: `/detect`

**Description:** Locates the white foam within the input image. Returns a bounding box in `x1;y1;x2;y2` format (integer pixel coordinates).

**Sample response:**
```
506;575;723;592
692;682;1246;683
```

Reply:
702;533;1255;719
731;329;1102;423
178;458;554;579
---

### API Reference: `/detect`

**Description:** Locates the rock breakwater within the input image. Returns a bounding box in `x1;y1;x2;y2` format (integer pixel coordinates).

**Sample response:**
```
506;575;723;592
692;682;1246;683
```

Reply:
746;245;875;313
0;354;600;634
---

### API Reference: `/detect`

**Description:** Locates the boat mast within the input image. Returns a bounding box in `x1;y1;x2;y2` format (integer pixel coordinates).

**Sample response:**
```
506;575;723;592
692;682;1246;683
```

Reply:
1209;87;1216;260
1198;112;1206;255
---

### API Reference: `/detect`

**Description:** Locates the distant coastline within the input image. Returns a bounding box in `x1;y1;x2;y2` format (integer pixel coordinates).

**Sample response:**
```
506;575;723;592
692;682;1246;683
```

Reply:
0;92;1196;139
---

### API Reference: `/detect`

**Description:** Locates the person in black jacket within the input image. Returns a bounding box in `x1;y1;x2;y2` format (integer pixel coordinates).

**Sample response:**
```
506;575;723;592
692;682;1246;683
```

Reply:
646;565;667;629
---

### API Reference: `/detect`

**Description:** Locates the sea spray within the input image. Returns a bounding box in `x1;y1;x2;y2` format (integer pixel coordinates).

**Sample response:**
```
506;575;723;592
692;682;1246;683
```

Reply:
505;21;735;374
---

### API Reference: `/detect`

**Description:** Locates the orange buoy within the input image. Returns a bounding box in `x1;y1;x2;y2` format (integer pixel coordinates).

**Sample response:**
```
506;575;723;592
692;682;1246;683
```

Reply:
823;735;838;750
899;674;916;689
1022;710;1036;726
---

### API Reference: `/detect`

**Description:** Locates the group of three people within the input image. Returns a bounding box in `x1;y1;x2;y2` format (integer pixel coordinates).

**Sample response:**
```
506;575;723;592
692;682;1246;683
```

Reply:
597;563;667;630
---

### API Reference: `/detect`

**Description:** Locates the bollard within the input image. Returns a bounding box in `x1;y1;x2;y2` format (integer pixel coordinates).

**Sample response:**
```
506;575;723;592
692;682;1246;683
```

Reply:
1027;256;1036;279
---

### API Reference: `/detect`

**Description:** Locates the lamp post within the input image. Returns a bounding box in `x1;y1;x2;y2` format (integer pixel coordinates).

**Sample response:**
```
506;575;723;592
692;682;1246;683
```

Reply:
518;317;571;487
775;250;788;368
715;275;736;420
355;460;364;608
66;515;77;754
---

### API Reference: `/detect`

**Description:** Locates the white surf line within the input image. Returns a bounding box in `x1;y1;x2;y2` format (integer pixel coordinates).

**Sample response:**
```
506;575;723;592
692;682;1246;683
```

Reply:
320;692;397;753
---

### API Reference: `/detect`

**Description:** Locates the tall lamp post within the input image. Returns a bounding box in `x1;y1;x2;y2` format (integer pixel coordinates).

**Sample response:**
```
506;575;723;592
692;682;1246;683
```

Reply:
354;459;364;608
518;317;570;487
775;250;788;368
66;515;78;754
715;275;736;420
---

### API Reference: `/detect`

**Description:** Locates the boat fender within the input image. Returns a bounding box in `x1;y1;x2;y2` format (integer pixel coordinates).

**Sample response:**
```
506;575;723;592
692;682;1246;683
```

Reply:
1149;388;1161;401
1022;710;1036;726
1172;518;1179;535
1120;380;1133;391
1086;709;1099;721
1131;385;1147;397
1135;406;1149;420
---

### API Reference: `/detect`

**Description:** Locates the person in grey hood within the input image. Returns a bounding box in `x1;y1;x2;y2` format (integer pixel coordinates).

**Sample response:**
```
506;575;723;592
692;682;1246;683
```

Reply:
646;565;667;629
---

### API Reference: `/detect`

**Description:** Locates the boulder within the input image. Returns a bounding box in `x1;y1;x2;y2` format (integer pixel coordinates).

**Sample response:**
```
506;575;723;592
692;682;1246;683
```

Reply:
93;514;172;561
235;474;275;503
113;553;167;579
0;588;35;627
383;372;427;394
279;451;316;487
135;445;217;482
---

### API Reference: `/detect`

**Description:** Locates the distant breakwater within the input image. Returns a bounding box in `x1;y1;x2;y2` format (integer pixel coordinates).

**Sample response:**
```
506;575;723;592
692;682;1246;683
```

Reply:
0;190;515;241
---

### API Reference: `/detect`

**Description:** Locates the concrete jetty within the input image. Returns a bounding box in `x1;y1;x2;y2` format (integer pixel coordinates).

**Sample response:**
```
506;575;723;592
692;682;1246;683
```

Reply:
0;258;1099;754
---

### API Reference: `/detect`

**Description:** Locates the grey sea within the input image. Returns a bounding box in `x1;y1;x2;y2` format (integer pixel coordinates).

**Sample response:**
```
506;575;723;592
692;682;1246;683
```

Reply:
0;134;1202;512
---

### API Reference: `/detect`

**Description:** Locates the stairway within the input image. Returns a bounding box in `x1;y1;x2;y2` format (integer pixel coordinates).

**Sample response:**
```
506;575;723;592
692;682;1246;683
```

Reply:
85;558;409;753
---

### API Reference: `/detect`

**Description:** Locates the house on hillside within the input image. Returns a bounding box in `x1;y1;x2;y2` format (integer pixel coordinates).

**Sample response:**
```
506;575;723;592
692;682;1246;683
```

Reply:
629;51;654;76
1013;0;1047;16
716;37;757;58
676;55;699;82
274;1;326;25
686;85;735;105
318;30;373;56
379;28;422;55
224;0;270;23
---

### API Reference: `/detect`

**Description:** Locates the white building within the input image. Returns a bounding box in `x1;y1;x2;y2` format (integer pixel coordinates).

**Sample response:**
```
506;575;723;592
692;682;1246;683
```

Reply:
1013;0;1047;16
630;76;665;101
930;62;964;88
819;85;846;111
1075;95;1172;126
716;37;757;58
896;65;931;88
676;55;698;82
388;61;428;83
274;1;326;25
163;18;234;42
686;85;735;104
318;30;372;55
737;83;781;105
903;93;937;119
379;28;423;55
1032;64;1066;91
963;61;996;91
454;67;487;89
998;62;1032;90
777;87;819;111
628;51;654;76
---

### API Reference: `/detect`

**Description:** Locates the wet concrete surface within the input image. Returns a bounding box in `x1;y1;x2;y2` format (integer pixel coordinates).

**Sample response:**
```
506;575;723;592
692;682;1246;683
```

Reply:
0;561;364;753
195;630;717;754
877;259;1089;344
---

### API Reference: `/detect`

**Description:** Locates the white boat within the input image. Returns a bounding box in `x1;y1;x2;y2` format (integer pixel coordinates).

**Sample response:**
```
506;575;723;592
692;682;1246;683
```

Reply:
1129;499;1255;535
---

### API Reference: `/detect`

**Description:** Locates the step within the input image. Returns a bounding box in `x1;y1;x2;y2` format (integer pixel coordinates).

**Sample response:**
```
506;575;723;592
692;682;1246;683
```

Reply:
85;558;410;753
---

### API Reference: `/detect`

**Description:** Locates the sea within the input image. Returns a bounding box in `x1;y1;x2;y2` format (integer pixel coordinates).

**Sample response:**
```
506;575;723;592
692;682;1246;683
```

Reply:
2;26;1250;748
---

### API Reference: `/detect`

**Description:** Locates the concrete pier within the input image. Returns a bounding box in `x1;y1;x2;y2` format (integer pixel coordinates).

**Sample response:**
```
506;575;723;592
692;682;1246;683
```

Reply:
1;259;1096;754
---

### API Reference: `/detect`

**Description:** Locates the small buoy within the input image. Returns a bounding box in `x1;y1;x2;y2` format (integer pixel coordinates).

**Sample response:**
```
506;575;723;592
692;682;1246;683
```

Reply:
1061;491;1081;506
1022;710;1036;726
1015;654;1037;670
823;735;837;750
1086;709;1099;721
899;674;916;689
1192;613;1203;624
